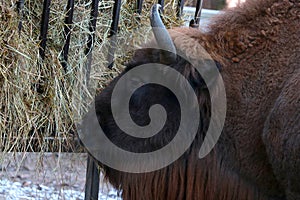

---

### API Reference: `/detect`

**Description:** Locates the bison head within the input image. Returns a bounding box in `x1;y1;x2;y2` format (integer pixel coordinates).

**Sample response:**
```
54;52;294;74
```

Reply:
79;4;226;198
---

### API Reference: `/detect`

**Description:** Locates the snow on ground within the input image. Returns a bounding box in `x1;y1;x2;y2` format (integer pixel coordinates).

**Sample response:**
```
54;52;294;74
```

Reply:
0;153;121;200
0;179;121;200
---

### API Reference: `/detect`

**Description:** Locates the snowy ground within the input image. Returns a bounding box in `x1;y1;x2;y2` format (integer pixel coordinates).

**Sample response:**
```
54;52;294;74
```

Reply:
0;179;121;200
0;153;121;200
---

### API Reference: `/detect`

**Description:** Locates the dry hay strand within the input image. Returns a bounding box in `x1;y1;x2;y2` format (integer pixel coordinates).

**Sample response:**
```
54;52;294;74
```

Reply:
0;0;182;158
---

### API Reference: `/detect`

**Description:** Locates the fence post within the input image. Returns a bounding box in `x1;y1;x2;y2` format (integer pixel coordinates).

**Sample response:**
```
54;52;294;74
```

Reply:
136;0;143;14
85;0;100;85
158;0;165;12
84;0;100;199
85;155;100;200
39;0;51;60
177;0;185;18
61;0;75;72
189;0;203;28
17;0;25;34
107;0;122;69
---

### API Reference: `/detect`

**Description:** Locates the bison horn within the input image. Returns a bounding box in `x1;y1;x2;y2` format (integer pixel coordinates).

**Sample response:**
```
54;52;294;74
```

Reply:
150;4;177;64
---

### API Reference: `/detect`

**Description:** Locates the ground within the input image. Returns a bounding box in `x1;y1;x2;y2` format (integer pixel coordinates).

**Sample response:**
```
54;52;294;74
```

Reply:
0;153;119;200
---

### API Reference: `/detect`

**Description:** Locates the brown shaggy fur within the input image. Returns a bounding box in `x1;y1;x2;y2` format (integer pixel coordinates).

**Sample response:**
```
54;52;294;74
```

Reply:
85;0;300;199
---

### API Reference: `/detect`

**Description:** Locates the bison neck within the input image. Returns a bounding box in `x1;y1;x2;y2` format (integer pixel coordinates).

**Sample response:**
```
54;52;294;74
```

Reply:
103;142;269;200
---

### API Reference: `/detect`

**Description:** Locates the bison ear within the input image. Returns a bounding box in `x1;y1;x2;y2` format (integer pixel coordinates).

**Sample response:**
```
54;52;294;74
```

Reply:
184;59;222;90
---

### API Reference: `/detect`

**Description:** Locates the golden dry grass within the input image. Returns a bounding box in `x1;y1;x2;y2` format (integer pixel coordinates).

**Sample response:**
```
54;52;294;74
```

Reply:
0;0;182;155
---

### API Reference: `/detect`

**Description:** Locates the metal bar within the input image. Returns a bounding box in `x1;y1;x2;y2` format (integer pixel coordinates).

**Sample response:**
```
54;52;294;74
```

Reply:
39;0;51;60
110;0;121;37
84;1;101;199
61;0;75;72
84;155;100;200
158;0;164;7
136;0;143;14
85;0;100;85
158;0;165;12
195;0;203;26
16;0;24;35
107;0;121;69
177;0;185;18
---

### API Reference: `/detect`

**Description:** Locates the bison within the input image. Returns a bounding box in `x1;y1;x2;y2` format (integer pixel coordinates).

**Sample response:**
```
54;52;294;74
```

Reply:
81;0;300;199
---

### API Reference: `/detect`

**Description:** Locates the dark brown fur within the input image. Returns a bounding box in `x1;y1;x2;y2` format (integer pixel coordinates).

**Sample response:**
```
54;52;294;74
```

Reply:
87;0;300;199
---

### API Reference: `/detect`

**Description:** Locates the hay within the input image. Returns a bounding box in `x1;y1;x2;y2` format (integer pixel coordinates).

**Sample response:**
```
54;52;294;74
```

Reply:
0;0;182;155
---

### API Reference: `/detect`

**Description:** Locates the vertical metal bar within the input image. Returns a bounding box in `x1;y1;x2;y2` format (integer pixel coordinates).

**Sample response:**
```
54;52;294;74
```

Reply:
177;0;185;18
85;155;100;200
107;0;121;69
85;0;99;85
16;0;25;35
158;0;165;7
189;0;203;28
39;0;51;60
84;1;100;199
136;0;143;14
61;0;75;72
110;0;121;37
158;0;165;12
194;0;203;25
